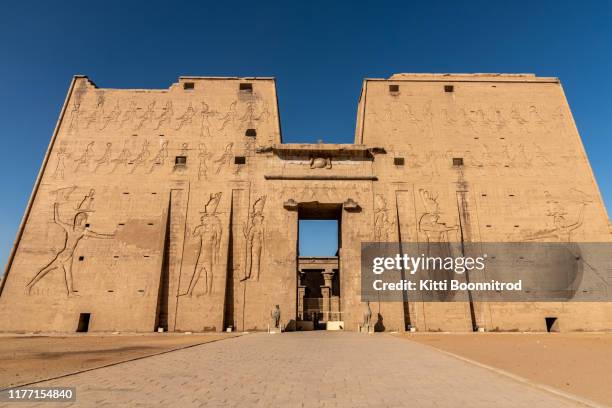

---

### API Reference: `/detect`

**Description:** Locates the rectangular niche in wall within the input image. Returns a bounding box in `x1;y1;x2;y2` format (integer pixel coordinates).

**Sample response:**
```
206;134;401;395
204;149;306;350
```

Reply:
76;313;91;332
545;317;559;332
452;157;464;166
239;83;253;92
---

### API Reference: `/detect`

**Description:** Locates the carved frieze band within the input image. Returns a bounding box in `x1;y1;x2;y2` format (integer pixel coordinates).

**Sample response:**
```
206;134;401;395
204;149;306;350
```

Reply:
264;175;378;180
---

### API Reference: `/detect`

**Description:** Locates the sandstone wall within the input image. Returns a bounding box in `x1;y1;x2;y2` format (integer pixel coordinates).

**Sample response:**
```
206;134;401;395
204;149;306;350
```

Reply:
0;76;285;332
357;74;612;331
1;73;610;333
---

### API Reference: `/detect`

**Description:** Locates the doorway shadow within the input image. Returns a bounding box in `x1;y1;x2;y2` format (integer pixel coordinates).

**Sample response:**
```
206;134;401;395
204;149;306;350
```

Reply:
374;313;385;332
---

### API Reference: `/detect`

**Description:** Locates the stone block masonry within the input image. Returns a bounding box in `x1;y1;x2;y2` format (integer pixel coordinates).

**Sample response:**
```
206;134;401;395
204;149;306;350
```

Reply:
0;73;610;333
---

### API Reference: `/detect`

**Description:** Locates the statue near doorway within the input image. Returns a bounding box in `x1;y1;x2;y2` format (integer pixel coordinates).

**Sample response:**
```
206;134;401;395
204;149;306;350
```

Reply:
362;301;372;332
271;305;281;328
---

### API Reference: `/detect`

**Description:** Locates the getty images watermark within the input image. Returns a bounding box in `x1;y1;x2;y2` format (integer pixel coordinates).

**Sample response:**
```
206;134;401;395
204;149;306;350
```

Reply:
372;252;521;291
361;242;612;302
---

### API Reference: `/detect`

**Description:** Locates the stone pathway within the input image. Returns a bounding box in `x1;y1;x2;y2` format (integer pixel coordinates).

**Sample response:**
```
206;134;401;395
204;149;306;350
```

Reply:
6;332;587;407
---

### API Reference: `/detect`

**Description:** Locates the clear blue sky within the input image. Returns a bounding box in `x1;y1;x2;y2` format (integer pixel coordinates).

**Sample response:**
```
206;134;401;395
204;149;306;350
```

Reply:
1;1;611;264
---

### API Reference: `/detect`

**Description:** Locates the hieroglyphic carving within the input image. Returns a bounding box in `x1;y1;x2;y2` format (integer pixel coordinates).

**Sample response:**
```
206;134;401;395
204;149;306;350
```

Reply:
181;192;222;296
259;102;271;124
510;104;527;125
441;107;458;127
239;99;270;127
77;189;96;212
51;185;77;203
473;106;496;134
447;103;551;133
25;188;114;296
402;103;425;133
213;143;233;174
321;183;334;201
147;140;169;174
73;142;95;173
199;102;217;137
218;101;238;131
100;101;121;130
175;102;196;130
417;189;461;301
531;142;554;167
373;102;562;138
136;101;156;130
527;105;545;124
456;107;474;134
68;101;81;132
52;147;69;180
525;105;545;134
456;149;483;169
422;100;434;135
93;143;112;172
240;101;257;126
523;191;589;242
197;143;209;180
404;144;422;169
491;106;507;131
551;106;567;133
154;101;174;130
418;189;458;242
243;196;266;281
501;144;531;169
374;195;394;242
472;107;490;126
120;101;137;128
303;186;316;201
129;140;151;174
83;93;105;129
474;143;498;168
109;143;131;174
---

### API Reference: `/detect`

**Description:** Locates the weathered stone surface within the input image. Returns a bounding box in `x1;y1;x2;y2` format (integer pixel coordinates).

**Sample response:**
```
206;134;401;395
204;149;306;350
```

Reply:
0;73;610;333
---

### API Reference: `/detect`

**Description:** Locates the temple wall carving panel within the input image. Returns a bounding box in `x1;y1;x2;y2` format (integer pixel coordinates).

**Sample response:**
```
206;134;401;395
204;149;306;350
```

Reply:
1;74;610;333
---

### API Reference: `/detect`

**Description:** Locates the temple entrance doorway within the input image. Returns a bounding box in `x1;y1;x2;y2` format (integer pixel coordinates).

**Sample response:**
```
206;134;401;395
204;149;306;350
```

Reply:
296;203;342;331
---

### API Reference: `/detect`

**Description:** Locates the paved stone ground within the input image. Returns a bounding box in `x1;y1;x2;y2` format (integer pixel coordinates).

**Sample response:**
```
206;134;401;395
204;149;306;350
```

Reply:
4;332;586;407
